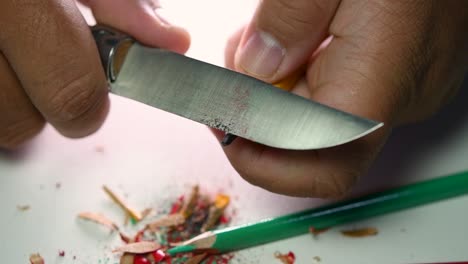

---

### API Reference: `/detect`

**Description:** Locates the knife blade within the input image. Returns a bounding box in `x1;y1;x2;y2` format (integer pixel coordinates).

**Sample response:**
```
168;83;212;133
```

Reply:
91;25;383;150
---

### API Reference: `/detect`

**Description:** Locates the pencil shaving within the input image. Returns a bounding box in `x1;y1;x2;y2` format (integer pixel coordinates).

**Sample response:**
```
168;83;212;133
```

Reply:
185;253;208;264
274;251;296;264
17;205;31;211
78;212;118;231
102;185;142;221
341;227;378;237
29;253;44;264
214;194;230;209
201;194;230;232
309;227;330;236
119;232;133;244
146;213;185;231
180;185;199;218
141;208;154;219
113;241;160;254
119;253;134;264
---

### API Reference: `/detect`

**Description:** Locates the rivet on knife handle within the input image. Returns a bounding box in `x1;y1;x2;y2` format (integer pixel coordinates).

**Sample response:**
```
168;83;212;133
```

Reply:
91;24;134;83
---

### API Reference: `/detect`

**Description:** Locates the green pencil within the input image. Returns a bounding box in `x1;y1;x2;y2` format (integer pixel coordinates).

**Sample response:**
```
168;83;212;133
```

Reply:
167;170;468;255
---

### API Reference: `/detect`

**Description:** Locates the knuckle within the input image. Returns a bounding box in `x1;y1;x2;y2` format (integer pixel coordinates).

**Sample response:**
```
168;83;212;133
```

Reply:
0;116;44;149
260;0;327;43
235;162;263;187
320;170;358;198
45;70;105;123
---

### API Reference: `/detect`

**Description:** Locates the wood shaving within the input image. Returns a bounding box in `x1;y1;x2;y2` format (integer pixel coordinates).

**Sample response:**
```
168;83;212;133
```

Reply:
274;251;295;264
103;185;142;221
29;253;44;264
214;194;230;210
123;213;130;226
77;212;118;231
309;227;330;236
17;205;31;211
185;253;208;264
180;185;199;218
141;208;154;220
119;232;133;243
341;227;378;237
113;241;160;254
119;253;134;264
146;213;185;231
201;194;230;232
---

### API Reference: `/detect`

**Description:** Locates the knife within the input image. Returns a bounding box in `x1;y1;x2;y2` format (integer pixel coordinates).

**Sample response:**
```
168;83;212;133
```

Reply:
91;25;383;150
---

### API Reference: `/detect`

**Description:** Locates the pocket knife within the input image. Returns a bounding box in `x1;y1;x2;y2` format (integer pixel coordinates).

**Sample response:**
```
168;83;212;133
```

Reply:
91;25;383;150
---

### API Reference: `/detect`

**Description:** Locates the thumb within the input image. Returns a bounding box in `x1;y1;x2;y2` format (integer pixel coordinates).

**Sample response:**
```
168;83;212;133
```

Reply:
79;0;190;54
234;0;340;83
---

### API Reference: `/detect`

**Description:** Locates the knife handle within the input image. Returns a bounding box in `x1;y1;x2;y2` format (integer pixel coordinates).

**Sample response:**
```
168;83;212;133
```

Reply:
90;25;134;83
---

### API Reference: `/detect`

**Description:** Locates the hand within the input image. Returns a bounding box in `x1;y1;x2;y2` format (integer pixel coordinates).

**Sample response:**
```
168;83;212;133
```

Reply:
0;0;189;149
219;0;468;197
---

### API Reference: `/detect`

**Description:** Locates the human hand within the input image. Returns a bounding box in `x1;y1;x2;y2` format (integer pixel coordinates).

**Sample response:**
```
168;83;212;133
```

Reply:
219;0;468;197
0;0;189;149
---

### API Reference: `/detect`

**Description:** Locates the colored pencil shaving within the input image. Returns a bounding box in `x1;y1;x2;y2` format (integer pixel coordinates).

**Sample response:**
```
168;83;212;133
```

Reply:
274;251;296;264
309;227;330;236
119;253;134;264
180;185;200;219
103;185;142;221
29;253;44;264
78;185;234;263
146;213;185;231
201;194;230;232
17;205;31;211
341;227;378;237
113;241;160;254
185;253;208;264
78;212;119;231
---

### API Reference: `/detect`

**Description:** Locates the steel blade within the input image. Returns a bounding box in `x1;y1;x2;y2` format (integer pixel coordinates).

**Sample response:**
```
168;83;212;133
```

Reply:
110;44;383;150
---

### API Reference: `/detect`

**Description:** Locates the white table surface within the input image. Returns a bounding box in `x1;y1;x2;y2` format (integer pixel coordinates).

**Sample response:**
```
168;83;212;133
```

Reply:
1;1;468;263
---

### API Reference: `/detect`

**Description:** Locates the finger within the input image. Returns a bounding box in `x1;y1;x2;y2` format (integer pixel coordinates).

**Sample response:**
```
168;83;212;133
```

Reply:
215;131;387;197
308;0;437;124
0;1;109;138
233;0;340;83
224;26;245;70
0;53;45;149
80;0;190;54
219;1;437;197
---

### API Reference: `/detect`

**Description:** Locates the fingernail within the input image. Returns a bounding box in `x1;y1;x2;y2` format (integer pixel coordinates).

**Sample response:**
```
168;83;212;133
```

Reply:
238;31;285;78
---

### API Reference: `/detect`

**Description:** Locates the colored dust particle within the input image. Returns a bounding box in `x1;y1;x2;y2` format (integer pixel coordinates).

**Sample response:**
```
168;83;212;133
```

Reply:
78;185;234;263
340;227;378;237
17;204;31;211
274;251;295;264
309;227;330;237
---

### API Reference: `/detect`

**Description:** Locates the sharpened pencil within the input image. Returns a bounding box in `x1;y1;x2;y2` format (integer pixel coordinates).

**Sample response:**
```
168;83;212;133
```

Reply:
168;170;468;255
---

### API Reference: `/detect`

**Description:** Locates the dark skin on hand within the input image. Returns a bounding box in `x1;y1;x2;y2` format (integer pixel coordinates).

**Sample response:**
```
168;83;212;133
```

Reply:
1;0;467;198
0;0;189;146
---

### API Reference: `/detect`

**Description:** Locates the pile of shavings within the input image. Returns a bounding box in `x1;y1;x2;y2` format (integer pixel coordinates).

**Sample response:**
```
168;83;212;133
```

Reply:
78;185;234;264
